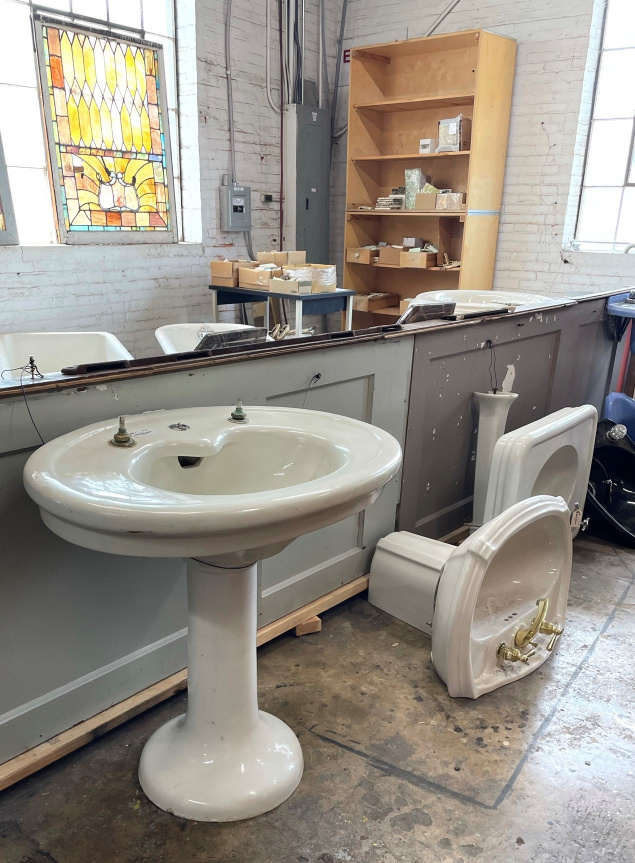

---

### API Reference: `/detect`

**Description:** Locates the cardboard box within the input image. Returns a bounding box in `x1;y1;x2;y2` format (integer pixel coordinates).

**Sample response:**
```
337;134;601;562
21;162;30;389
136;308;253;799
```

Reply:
400;251;438;269
287;250;307;266
353;292;400;312
271;277;313;295
346;247;378;265
238;267;281;289
419;138;437;154
403;237;424;250
400;299;413;314
378;246;403;266
414;192;438;211
436;192;466;211
405;168;423;210
311;264;337;292
210;259;255;287
257;251;286;265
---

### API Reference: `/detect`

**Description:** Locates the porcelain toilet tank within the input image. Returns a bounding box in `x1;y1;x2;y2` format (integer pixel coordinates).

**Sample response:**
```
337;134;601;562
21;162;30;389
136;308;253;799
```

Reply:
369;496;572;698
24;405;402;821
483;405;597;536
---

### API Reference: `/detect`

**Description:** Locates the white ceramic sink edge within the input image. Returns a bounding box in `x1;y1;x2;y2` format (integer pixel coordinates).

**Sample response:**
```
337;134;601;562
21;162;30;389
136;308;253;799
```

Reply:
24;405;402;565
0;331;133;380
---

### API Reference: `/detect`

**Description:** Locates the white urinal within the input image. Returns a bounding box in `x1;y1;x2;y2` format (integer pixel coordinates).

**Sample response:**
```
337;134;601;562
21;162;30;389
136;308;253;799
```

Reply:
483;405;597;537
369;495;572;699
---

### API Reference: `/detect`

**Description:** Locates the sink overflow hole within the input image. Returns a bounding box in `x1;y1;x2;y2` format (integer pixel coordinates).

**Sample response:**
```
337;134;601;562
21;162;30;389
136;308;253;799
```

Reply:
177;456;203;469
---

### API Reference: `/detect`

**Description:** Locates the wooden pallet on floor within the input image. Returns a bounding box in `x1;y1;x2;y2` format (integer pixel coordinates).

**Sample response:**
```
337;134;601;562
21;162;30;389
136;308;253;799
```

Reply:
0;575;369;793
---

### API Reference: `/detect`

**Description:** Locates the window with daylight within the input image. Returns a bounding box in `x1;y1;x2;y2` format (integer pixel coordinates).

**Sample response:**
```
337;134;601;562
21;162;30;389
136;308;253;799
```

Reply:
0;0;181;245
575;0;635;252
35;17;176;241
0;132;18;244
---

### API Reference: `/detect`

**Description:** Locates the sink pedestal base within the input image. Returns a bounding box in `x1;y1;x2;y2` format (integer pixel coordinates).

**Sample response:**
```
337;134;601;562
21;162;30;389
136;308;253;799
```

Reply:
138;558;303;822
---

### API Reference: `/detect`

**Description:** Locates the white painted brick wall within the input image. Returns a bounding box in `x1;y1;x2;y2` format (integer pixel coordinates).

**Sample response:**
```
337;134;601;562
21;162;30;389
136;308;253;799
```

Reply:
329;0;635;297
0;0;343;357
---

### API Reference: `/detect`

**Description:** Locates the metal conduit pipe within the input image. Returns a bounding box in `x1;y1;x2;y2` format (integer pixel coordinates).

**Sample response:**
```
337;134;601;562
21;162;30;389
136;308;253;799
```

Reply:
424;0;462;36
266;0;281;111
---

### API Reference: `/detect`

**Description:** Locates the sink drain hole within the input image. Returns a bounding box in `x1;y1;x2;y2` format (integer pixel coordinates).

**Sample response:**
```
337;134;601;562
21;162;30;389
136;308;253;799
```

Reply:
177;456;203;469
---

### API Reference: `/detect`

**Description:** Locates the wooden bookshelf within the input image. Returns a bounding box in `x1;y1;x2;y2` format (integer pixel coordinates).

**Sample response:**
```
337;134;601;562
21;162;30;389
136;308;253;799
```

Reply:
343;29;516;323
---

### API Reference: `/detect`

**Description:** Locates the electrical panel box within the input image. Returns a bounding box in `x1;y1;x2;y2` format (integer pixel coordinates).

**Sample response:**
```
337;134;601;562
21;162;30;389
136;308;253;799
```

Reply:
283;105;331;264
220;184;252;231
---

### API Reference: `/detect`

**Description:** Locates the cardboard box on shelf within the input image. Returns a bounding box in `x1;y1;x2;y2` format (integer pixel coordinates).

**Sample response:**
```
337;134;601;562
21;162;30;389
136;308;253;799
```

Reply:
210;260;256;287
403;237;424;249
414;192;438;211
346;247;378;264
271;277;313;295
404;168;423;210
238;267;282;289
419;138;437;154
436;192;466;210
378;246;403;266
400;251;438;269
353;292;400;312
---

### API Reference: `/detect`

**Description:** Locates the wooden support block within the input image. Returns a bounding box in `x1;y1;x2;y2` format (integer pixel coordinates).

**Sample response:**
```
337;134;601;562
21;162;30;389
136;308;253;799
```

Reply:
0;575;369;792
294;616;322;636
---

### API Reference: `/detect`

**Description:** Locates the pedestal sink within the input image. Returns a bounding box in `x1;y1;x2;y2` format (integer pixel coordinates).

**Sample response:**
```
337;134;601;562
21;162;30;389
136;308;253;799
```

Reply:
24;405;402;821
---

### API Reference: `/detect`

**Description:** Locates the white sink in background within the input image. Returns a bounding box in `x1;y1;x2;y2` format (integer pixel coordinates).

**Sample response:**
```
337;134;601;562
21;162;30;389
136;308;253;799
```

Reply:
24;405;402;823
155;323;264;354
412;290;560;316
0;331;132;380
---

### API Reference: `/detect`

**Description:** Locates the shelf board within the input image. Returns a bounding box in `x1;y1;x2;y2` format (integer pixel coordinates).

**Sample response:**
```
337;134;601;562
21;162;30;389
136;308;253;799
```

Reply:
352;151;470;163
347;260;460;271
353;94;474;113
346;209;466;217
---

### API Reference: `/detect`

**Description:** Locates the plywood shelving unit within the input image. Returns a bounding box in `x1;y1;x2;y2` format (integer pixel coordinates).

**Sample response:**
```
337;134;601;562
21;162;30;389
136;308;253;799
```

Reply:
343;29;517;324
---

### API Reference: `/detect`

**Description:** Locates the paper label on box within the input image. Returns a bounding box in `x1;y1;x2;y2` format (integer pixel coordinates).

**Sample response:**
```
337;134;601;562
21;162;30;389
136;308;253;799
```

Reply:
448;122;457;134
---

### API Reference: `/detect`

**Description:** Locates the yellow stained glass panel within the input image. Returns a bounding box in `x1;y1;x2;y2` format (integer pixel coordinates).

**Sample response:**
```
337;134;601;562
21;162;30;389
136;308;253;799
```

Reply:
38;22;174;235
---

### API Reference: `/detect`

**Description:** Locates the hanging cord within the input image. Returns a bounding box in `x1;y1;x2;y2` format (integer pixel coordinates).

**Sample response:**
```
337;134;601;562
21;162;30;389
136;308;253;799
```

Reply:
302;372;322;408
1;358;46;445
486;339;499;394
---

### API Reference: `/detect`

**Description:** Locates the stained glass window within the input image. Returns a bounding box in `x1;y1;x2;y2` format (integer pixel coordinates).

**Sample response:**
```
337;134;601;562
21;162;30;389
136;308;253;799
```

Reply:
35;18;176;243
0;132;18;245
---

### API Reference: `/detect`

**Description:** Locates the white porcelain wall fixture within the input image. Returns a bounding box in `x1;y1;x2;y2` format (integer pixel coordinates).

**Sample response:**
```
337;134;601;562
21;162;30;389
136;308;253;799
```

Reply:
483;405;598;538
155;323;265;354
369;495;572;698
24;406;402;821
472;391;518;528
0;331;133;380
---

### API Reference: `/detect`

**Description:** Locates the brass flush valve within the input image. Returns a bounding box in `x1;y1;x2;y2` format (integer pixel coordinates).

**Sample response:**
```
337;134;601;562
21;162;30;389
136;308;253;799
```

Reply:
109;416;137;448
497;643;536;663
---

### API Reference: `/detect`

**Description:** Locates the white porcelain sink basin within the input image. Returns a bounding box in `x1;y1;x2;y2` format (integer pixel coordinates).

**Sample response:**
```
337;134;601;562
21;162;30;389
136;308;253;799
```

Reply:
24;405;402;822
412;290;560;316
155;323;264;354
25;405;400;564
0;331;132;380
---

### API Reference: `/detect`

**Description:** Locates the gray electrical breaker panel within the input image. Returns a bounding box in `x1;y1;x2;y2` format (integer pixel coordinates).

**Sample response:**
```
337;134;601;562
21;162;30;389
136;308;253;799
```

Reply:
220;184;252;231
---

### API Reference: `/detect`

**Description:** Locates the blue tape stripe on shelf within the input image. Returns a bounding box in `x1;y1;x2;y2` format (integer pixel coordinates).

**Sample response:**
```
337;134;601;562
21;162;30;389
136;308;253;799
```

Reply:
466;209;500;216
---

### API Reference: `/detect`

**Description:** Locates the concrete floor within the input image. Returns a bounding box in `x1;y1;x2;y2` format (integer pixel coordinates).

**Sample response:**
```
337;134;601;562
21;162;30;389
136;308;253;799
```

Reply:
1;536;634;863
